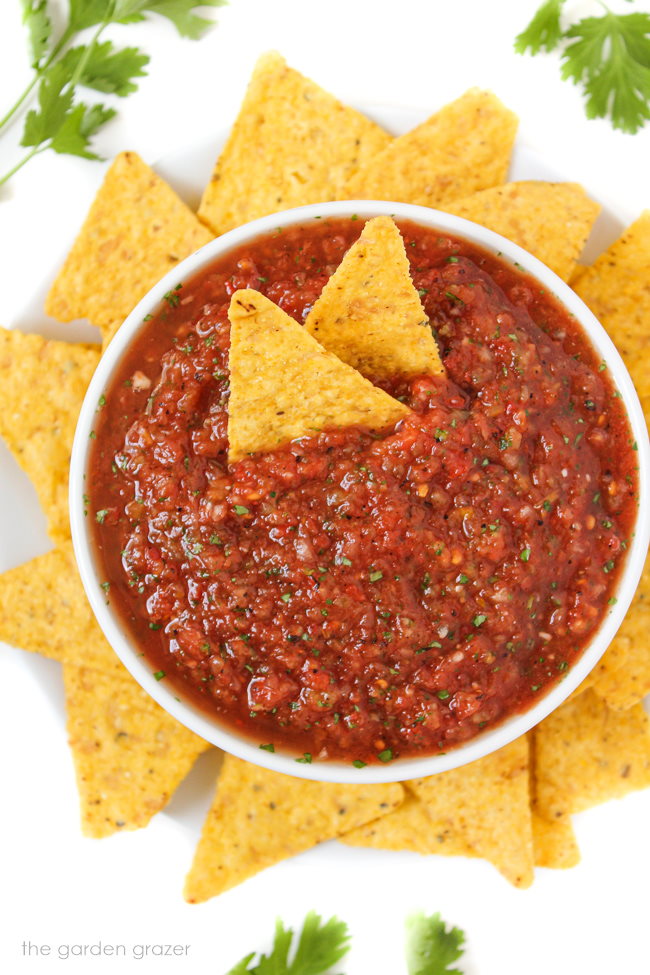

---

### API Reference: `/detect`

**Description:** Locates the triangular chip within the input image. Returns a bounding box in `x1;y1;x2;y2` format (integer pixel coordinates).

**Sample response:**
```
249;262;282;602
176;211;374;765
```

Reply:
45;151;213;346
531;813;580;869
184;754;404;901
441;182;600;282
227;289;409;462
304;216;443;380
344;89;518;208
343;737;534;888
0;542;126;676
533;689;650;822
197;52;391;236
572;211;650;399
0;328;100;541
64;664;210;838
580;552;650;710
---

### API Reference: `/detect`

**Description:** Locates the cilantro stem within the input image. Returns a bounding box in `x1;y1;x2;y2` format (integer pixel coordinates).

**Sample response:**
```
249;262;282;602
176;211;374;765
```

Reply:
0;145;47;187
0;27;73;134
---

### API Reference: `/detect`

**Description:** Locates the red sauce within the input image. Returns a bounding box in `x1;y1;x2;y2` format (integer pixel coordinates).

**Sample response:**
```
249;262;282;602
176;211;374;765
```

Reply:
88;218;639;766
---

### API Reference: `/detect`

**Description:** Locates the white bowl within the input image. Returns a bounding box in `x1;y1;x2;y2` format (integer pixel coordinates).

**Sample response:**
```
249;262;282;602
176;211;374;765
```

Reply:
70;200;650;784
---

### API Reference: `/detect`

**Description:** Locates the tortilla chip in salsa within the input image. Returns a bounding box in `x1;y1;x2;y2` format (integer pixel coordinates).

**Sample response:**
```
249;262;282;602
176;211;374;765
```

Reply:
197;52;392;237
227;289;409;462
64;664;210;838
184;753;404;902
0;328;100;542
440;181;600;282
304;216;444;380
343;89;518;208
45;151;213;347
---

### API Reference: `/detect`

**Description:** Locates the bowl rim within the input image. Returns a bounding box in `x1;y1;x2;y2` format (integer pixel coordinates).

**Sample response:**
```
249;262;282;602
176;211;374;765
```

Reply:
69;198;650;784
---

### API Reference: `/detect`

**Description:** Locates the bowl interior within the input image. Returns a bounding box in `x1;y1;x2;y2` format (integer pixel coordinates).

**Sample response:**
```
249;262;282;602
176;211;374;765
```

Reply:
69;200;650;783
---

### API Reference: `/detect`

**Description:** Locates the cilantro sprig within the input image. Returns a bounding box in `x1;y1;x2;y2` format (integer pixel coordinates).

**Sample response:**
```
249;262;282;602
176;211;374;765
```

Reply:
225;910;468;975
0;0;226;188
225;912;351;975
405;912;467;975
515;1;650;133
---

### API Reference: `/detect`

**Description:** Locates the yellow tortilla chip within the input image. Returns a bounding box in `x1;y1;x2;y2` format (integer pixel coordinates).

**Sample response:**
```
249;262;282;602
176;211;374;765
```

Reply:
533;689;650;821
0;328;100;541
0;543;127;676
580;552;650;709
344;89;518;208
197;52;391;236
184;754;404;902
45;151;212;346
344;737;533;888
441;182;600;282
572;211;650;399
64;664;210;838
531;813;580;869
304;216;443;380
227;289;409;462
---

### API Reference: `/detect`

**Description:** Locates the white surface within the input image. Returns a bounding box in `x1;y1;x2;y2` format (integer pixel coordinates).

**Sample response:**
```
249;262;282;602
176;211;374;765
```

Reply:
1;1;650;973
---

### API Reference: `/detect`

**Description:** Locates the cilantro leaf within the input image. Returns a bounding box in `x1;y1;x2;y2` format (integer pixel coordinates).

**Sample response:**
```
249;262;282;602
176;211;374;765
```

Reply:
21;0;52;68
405;912;466;975
225;912;351;975
514;0;566;55
67;0;118;32
112;0;227;38
60;42;149;97
20;61;73;147
561;11;650;133
515;2;650;133
50;102;116;158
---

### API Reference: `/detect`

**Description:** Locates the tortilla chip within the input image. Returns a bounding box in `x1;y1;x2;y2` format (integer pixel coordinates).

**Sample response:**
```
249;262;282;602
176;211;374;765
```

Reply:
572;211;650;399
0;328;100;541
184;754;404;901
304;216;443;380
531;813;580;869
578;553;650;709
441;182;600;282
344;89;518;208
45;151;213;346
533;689;650;821
343;737;534;888
197;52;391;236
64;664;210;838
0;542;127;676
227;289;409;462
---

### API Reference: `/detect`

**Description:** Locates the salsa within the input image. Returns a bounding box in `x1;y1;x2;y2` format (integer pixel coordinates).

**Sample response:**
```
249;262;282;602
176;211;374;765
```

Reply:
88;218;639;765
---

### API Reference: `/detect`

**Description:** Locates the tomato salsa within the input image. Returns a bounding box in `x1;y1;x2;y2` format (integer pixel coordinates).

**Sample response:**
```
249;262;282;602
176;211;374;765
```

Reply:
88;218;638;765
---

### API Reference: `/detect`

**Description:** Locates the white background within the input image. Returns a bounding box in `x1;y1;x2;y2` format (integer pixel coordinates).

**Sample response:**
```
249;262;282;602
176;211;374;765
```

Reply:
1;1;649;973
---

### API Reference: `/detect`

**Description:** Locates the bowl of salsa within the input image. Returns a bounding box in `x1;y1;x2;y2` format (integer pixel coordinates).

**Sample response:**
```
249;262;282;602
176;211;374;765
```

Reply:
69;200;650;783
